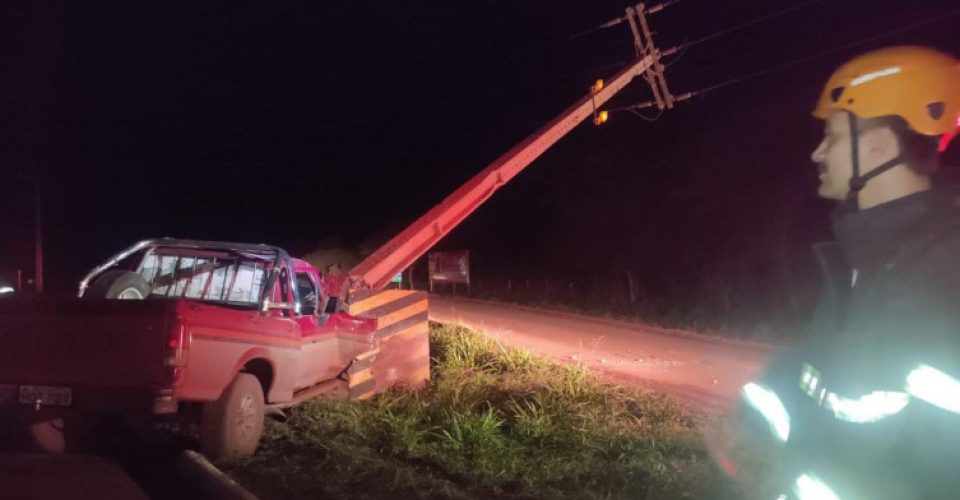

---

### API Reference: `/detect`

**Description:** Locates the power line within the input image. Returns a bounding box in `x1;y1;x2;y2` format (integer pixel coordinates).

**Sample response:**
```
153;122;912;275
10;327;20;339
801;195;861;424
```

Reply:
466;59;633;100
628;107;664;122
531;0;681;52
694;7;959;95
686;0;827;48
544;16;627;48
510;14;628;60
552;60;632;83
602;0;829;119
614;6;959;115
662;41;689;67
476;3;678;99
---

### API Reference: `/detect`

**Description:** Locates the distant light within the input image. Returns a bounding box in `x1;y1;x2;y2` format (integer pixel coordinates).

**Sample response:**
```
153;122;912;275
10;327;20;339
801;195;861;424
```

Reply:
594;110;609;126
741;382;790;442
823;390;909;423
0;286;13;294
794;473;842;500
906;364;960;413
592;79;604;93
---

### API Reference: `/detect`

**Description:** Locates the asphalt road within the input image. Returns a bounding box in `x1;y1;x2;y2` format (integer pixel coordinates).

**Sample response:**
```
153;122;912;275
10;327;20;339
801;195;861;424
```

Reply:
428;295;774;410
0;419;201;500
0;453;147;500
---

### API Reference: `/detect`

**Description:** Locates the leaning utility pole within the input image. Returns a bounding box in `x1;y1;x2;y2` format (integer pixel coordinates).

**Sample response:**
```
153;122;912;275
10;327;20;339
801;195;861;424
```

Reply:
351;2;682;292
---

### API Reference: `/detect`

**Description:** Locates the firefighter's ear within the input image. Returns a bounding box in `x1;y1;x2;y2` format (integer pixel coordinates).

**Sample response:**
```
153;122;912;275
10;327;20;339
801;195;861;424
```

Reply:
860;126;899;169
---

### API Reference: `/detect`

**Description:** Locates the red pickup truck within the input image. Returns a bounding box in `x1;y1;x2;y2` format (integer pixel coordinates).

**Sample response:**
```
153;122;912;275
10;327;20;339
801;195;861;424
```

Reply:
0;239;428;458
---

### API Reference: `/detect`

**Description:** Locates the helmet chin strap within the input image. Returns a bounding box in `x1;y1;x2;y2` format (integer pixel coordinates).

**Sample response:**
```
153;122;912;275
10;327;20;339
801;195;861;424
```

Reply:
846;112;903;209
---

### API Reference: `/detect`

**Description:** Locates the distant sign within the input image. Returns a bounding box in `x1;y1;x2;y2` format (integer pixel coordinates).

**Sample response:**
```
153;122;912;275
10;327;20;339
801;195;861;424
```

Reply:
428;251;470;292
391;273;403;284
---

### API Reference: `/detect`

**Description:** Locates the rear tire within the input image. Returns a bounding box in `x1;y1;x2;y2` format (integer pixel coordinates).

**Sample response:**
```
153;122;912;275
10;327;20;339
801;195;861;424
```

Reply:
85;270;150;299
200;373;264;459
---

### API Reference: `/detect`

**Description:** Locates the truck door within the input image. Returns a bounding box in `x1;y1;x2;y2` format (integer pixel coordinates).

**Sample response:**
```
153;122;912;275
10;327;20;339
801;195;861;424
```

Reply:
292;270;342;388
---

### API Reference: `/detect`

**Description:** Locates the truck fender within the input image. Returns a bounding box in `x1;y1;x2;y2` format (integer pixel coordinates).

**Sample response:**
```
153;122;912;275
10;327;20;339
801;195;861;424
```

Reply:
228;348;276;401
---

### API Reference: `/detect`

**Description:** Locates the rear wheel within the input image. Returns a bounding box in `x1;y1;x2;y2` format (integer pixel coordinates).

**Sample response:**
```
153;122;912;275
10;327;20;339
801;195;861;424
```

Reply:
84;270;150;299
200;373;264;459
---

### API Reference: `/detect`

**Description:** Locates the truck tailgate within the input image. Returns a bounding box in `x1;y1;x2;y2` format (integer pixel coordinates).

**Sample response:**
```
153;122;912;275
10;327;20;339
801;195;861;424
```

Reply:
0;299;172;390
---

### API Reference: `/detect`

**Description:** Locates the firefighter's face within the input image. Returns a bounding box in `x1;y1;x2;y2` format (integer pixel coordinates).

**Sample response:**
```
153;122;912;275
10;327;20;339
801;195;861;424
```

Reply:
811;112;856;200
811;112;900;201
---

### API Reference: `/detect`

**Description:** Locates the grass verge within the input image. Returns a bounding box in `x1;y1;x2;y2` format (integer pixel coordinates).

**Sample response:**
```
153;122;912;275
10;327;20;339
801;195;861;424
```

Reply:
218;322;733;499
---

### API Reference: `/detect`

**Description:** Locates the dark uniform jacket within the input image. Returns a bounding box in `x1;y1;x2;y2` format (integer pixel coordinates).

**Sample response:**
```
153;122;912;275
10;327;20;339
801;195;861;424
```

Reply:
810;187;960;394
761;186;960;498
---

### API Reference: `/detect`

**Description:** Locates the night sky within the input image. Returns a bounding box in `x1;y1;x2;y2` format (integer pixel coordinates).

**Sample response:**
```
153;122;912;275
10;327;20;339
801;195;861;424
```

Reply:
2;0;959;314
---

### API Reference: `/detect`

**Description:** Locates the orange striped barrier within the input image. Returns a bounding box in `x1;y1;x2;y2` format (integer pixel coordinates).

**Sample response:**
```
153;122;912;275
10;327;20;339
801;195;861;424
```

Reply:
346;290;430;399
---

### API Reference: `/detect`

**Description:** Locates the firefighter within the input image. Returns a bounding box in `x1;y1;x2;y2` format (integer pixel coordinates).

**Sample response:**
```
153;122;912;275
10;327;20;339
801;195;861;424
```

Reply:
738;46;960;499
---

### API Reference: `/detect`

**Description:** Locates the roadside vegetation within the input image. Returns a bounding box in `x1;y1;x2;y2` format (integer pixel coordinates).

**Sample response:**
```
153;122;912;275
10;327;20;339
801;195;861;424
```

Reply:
219;322;734;499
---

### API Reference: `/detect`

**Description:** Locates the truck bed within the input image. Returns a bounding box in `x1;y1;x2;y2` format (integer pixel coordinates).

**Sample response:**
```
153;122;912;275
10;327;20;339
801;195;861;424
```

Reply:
0;299;174;413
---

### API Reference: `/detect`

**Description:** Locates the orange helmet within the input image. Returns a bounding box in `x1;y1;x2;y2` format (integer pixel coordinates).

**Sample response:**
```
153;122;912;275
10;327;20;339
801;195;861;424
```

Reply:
812;46;960;136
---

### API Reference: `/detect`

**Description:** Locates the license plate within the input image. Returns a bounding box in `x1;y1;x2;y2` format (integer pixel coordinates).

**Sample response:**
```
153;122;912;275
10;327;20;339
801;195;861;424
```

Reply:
19;385;72;407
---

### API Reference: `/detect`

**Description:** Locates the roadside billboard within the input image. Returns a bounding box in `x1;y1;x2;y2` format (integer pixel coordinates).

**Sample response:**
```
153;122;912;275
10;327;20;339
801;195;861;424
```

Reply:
428;250;470;292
